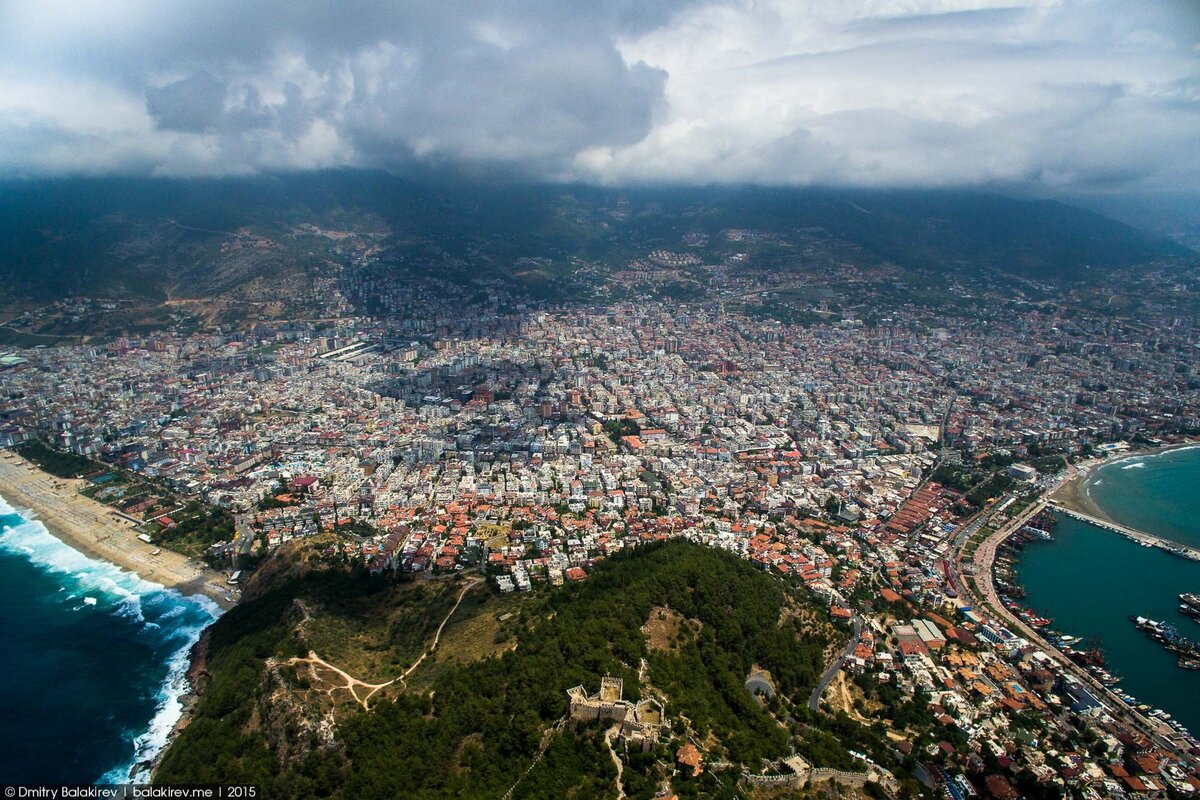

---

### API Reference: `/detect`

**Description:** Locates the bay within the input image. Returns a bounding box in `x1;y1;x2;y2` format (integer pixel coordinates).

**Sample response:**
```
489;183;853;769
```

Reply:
1016;447;1200;737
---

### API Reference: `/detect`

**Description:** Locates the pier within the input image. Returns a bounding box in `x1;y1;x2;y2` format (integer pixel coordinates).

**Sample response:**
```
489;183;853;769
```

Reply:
955;495;1195;761
1047;502;1200;561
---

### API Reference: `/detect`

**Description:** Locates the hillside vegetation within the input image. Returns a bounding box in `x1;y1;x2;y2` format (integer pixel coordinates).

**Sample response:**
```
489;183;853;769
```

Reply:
1;173;1189;309
155;540;872;799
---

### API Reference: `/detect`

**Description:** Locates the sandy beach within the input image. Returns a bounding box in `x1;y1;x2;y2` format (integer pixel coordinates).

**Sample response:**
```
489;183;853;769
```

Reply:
0;451;237;610
1048;458;1112;521
1050;440;1199;523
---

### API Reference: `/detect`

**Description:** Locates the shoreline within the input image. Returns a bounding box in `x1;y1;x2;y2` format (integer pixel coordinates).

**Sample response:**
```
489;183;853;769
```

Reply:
991;443;1200;749
961;501;1195;757
1002;510;1200;745
1049;439;1200;526
0;450;230;784
147;629;212;783
0;451;237;610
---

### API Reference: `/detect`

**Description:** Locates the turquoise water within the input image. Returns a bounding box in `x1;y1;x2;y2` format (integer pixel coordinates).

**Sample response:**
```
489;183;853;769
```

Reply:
0;494;220;783
1082;445;1200;549
1015;447;1200;736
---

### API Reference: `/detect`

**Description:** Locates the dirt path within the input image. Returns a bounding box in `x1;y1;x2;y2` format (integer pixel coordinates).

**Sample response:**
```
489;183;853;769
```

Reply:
289;651;395;710
830;673;909;743
397;577;483;686
284;576;483;711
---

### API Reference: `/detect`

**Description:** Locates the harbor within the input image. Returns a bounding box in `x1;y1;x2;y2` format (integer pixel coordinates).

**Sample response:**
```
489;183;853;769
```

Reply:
1013;511;1200;741
995;447;1200;748
1130;614;1200;668
1047;502;1200;561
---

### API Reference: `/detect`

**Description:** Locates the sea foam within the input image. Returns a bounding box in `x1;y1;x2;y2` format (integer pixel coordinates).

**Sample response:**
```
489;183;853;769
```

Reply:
0;497;220;784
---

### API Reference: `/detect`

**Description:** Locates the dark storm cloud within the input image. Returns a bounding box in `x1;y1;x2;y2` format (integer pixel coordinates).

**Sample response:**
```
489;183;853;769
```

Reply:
0;0;1197;192
145;72;227;133
0;0;680;176
341;39;665;174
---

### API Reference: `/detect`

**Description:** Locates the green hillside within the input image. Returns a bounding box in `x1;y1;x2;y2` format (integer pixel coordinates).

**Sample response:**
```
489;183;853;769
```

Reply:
154;540;899;799
0;173;1190;307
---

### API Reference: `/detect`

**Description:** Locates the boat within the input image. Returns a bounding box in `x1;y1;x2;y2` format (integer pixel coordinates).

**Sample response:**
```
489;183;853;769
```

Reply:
1181;592;1200;610
1070;635;1107;669
1021;526;1054;541
1180;658;1200;671
1132;616;1200;657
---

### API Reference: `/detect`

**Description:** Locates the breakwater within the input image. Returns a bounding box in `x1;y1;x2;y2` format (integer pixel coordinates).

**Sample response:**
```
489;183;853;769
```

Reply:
1048;502;1200;561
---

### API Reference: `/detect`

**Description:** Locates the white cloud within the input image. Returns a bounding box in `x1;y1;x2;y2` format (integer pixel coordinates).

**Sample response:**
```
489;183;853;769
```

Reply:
582;0;1200;190
0;0;1196;191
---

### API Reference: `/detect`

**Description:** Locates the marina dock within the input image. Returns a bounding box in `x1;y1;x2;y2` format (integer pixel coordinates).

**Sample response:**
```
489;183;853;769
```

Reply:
1048;502;1200;561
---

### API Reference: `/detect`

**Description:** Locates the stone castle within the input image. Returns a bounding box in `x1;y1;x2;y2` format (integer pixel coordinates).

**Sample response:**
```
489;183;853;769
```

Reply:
567;676;665;752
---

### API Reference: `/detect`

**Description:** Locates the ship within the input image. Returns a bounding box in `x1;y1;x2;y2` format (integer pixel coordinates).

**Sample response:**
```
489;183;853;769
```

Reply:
1020;525;1054;542
1180;592;1200;611
1132;615;1200;659
1067;634;1106;669
1028;509;1058;531
1179;658;1200;671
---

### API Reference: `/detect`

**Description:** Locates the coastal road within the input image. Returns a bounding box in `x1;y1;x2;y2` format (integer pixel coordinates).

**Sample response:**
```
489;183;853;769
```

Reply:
808;614;862;713
958;491;1191;759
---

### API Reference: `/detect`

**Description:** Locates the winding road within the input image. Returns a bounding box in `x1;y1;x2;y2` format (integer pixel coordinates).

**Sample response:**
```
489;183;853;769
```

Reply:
808;614;863;713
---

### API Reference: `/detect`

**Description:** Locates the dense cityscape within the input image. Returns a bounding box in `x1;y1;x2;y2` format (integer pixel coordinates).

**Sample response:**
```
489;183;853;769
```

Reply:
2;249;1199;796
2;0;1200;796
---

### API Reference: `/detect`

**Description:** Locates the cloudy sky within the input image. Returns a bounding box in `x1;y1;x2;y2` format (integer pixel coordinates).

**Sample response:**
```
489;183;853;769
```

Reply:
0;0;1197;193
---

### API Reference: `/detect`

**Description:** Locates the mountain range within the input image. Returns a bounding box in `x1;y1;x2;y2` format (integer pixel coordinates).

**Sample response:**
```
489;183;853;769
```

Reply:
0;171;1192;307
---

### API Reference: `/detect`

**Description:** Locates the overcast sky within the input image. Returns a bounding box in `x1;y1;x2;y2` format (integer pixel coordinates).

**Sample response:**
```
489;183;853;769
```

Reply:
0;0;1197;193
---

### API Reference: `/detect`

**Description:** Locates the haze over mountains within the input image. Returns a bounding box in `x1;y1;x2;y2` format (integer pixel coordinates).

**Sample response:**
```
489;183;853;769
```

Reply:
0;172;1191;307
2;2;1196;313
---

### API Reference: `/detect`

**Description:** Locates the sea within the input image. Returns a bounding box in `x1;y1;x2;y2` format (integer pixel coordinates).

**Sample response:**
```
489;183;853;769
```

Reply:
0;493;220;784
1015;445;1200;736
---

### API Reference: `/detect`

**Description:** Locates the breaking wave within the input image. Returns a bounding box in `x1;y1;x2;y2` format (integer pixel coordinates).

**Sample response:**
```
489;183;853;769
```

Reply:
0;497;220;783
